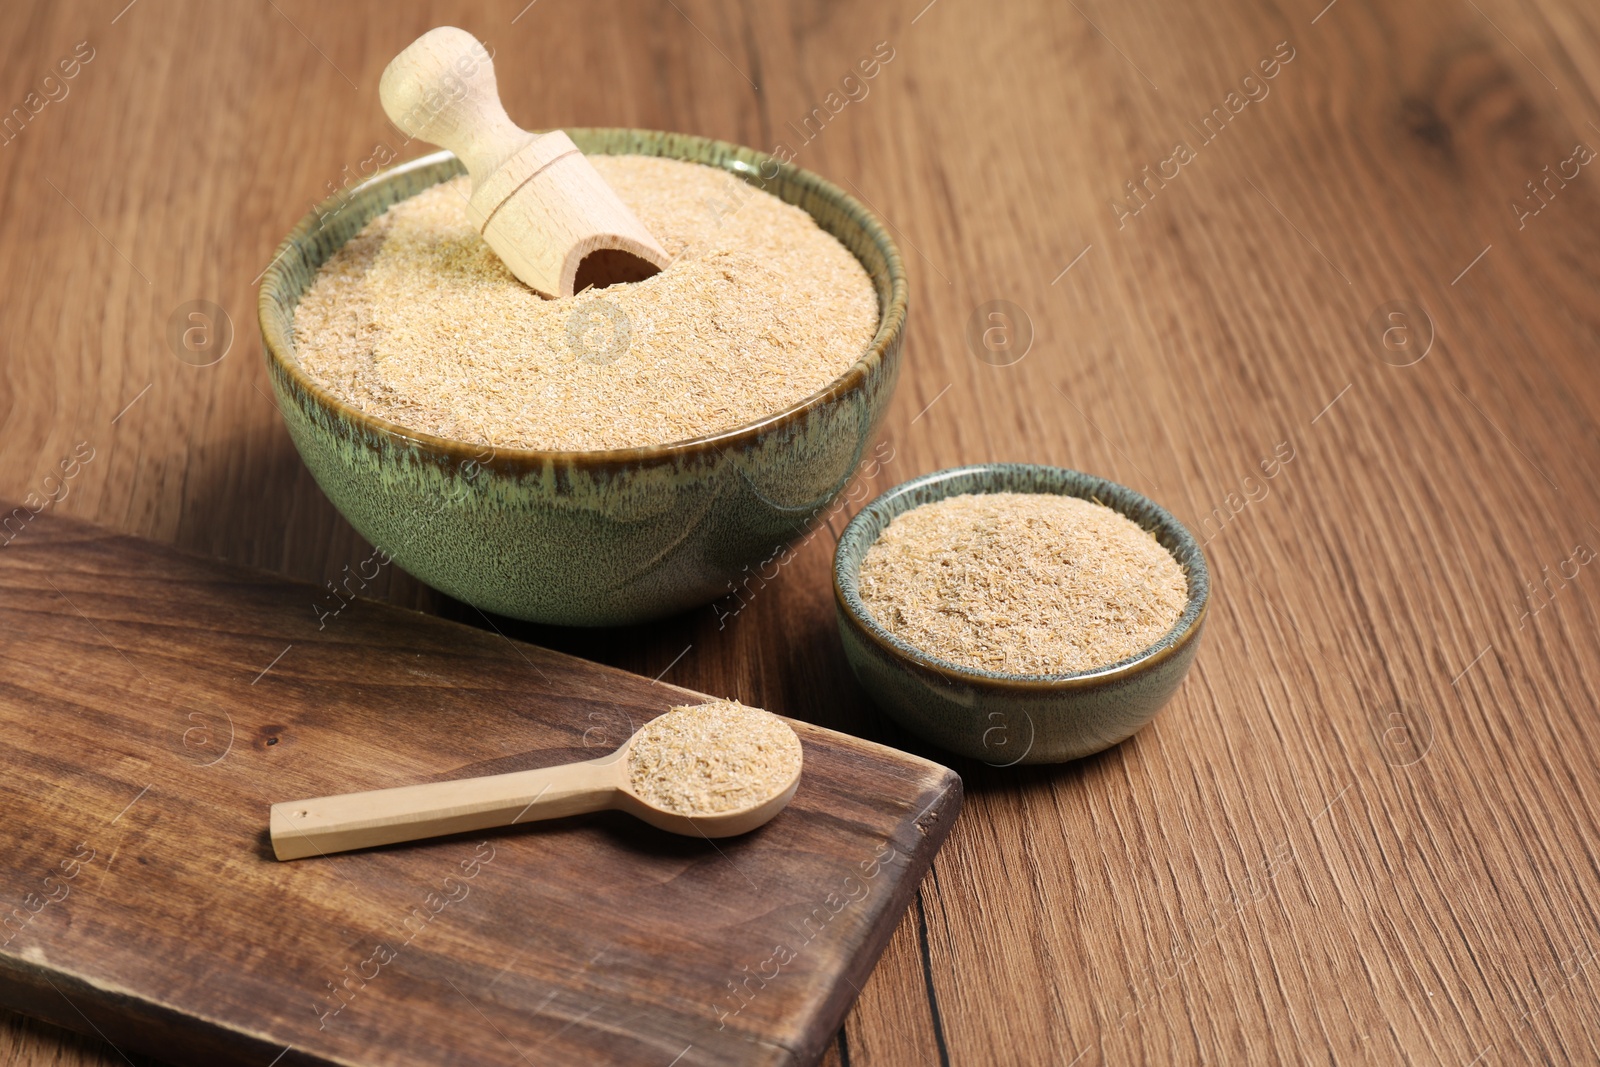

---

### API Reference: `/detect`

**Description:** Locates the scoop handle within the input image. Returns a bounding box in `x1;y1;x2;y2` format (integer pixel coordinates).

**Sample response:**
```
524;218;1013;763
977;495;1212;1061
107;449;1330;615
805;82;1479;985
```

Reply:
378;26;533;182
270;755;620;860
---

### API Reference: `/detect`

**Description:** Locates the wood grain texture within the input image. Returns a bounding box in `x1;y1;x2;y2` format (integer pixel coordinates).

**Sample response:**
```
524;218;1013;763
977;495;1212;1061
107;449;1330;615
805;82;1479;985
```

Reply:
0;509;959;1066
1;0;1599;1063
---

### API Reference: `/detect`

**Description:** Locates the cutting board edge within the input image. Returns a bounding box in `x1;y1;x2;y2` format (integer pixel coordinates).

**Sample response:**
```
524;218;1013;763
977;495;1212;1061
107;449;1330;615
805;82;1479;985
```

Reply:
0;953;361;1067
780;766;963;1067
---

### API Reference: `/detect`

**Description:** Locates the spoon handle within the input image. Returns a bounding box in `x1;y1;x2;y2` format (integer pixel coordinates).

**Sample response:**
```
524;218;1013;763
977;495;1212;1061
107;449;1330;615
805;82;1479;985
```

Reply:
270;757;619;860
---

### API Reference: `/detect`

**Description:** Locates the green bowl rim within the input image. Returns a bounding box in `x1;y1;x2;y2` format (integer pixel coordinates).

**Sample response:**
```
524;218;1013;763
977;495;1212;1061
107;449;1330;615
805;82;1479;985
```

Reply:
833;463;1210;691
257;131;908;471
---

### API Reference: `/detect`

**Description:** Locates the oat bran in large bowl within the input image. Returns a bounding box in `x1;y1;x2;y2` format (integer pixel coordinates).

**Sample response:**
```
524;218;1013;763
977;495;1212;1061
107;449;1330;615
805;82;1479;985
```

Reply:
259;132;906;626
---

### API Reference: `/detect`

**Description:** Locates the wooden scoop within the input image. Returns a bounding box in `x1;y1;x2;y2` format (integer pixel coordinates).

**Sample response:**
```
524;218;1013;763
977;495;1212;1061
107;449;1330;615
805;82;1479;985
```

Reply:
269;703;802;860
379;26;670;298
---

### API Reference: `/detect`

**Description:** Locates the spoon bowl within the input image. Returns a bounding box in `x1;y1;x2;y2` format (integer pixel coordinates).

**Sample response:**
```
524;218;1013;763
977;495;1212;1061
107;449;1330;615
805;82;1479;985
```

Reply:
613;753;803;839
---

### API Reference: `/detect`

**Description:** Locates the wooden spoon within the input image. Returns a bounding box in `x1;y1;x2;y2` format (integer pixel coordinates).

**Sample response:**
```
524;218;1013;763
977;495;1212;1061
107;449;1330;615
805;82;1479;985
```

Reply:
269;704;802;861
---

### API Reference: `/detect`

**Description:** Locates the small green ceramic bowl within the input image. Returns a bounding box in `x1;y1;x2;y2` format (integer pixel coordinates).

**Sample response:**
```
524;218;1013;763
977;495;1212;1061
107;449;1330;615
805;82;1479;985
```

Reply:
834;464;1209;764
259;132;905;626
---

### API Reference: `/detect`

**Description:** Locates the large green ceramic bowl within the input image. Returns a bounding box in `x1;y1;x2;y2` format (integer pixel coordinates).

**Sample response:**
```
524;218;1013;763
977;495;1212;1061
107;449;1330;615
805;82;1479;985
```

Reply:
834;464;1209;764
260;133;905;626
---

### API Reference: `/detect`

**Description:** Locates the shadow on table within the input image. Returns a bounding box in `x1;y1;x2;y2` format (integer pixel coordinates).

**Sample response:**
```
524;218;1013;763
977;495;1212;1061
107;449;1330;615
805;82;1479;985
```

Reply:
181;425;1102;787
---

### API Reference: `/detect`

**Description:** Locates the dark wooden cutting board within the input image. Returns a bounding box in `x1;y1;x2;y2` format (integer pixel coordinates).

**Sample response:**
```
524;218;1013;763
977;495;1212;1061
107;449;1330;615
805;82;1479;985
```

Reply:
0;509;961;1067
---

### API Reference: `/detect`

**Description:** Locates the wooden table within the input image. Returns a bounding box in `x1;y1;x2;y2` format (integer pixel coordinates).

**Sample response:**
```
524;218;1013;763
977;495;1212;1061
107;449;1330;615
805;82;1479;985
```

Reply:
3;0;1598;1063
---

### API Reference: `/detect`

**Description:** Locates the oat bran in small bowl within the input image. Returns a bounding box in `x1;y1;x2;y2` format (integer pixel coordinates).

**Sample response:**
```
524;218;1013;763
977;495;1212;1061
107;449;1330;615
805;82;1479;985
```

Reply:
834;464;1209;764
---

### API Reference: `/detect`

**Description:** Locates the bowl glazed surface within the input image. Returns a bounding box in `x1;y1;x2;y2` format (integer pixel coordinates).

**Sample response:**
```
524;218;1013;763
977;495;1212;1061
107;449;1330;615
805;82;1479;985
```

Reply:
260;131;907;626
